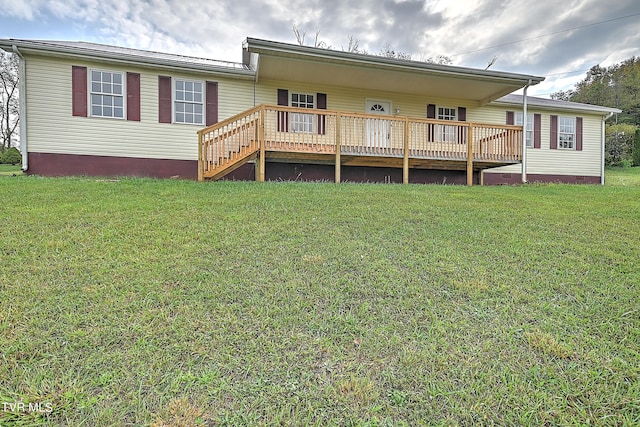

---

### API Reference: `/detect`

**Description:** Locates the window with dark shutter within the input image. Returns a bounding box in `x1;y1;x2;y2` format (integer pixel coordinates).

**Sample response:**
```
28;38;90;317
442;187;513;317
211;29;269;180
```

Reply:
317;92;327;135
576;117;583;151
158;76;172;123
277;89;289;132
506;111;514;125
550;115;558;149
72;66;88;117
206;81;218;126
126;72;140;122
533;114;541;149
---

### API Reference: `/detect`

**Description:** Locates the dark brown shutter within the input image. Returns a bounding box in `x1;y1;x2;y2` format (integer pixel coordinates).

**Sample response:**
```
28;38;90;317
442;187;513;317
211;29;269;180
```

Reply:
206;81;219;126
457;107;467;143
533;113;541;149
506;111;514;125
158;76;172;124
550;115;558;149
317;92;327;135
427;104;436;141
277;89;288;132
126;72;140;122
457;107;466;122
72;66;88;117
427;104;436;119
576;117;583;151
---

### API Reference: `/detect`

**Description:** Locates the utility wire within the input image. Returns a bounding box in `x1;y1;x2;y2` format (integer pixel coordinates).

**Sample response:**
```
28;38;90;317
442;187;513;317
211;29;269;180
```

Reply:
451;11;640;57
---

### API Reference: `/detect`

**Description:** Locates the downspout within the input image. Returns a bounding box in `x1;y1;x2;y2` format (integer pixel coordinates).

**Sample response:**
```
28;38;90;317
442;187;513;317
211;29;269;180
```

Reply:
521;80;531;184
602;112;614;185
12;45;27;172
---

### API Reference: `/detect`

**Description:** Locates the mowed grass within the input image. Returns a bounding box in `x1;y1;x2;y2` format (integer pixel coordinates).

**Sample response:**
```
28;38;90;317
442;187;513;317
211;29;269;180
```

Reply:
0;164;22;176
0;174;639;426
606;166;640;186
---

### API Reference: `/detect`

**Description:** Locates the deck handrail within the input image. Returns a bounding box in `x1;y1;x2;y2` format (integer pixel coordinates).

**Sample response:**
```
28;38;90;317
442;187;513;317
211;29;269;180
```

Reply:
198;104;523;182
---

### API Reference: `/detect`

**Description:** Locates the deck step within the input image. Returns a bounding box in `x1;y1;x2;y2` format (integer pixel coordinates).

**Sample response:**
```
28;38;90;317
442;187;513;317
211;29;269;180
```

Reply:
204;145;259;180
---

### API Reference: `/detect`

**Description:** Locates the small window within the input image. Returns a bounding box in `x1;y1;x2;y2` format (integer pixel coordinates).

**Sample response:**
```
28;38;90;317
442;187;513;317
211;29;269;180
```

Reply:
516;113;534;148
438;107;456;121
90;70;124;118
437;107;457;142
290;92;315;133
174;79;204;124
558;117;575;149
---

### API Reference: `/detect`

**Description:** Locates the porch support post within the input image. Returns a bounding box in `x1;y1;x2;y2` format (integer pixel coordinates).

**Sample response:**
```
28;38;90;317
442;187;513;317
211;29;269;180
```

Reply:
466;123;474;186
403;117;410;184
258;106;266;182
197;131;204;182
335;113;341;183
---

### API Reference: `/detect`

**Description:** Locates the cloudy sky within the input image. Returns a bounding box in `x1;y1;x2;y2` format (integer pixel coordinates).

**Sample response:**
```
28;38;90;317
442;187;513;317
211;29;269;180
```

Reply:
1;0;639;97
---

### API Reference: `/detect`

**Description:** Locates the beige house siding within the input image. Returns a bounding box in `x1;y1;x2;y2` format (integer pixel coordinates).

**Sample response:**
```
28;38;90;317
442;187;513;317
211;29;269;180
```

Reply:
24;54;255;160
480;105;604;177
255;79;478;118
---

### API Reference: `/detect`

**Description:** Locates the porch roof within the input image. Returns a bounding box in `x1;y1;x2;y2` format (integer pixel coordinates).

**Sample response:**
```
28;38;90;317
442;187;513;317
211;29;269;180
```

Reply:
243;38;545;106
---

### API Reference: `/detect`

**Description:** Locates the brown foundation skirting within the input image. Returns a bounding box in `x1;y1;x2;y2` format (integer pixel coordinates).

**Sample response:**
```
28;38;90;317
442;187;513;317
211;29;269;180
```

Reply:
483;172;601;185
27;152;198;179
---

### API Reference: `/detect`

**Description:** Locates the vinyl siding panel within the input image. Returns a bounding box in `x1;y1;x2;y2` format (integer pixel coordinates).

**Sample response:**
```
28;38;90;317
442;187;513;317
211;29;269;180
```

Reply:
24;55;254;160
480;105;604;177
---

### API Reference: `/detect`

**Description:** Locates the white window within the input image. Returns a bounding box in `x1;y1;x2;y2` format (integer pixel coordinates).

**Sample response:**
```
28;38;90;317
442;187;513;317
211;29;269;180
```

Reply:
438;106;457;142
558;117;575;149
516;112;534;148
175;79;203;124
90;70;124;118
290;93;315;133
438;107;456;121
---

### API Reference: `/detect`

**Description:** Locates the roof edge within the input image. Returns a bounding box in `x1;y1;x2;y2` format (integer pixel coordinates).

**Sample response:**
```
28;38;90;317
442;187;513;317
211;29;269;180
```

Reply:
0;39;255;78
244;37;546;86
494;94;622;114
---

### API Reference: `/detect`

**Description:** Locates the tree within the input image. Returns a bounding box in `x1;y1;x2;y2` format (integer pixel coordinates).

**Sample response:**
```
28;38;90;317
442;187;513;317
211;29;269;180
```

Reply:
0;51;19;152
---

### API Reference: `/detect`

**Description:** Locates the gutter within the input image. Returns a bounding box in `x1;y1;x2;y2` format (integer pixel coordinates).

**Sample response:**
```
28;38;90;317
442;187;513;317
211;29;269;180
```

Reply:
12;45;27;172
521;81;530;184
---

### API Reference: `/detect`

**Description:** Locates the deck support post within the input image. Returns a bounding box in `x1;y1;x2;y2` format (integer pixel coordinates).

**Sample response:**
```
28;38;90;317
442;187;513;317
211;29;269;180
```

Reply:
403;117;410;184
258;106;266;182
335;114;341;183
197;131;204;182
466;124;474;186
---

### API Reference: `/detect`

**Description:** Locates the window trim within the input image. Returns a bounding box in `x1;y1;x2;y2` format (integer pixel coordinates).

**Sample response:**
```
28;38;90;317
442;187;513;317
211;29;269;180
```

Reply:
289;92;315;133
172;78;205;125
88;69;126;120
437;106;457;121
515;112;534;148
558;116;576;150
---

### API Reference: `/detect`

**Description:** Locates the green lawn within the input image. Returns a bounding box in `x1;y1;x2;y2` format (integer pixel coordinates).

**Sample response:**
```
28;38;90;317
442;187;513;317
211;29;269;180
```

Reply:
0;164;22;176
0;175;639;426
606;166;640;186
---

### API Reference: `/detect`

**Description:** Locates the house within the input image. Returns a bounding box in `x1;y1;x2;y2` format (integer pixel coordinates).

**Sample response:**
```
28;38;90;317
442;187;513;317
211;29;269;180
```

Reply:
0;37;620;185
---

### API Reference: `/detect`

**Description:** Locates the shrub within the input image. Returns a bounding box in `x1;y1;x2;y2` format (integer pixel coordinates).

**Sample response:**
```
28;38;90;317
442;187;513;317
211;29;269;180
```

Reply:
1;147;22;165
605;124;636;166
634;129;640;167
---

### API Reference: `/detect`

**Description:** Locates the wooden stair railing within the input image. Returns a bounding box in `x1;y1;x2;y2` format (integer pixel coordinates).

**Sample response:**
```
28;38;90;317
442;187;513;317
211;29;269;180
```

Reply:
198;106;264;181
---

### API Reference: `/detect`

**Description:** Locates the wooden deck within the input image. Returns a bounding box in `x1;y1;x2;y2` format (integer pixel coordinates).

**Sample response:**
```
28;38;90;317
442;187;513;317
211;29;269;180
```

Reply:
197;105;523;185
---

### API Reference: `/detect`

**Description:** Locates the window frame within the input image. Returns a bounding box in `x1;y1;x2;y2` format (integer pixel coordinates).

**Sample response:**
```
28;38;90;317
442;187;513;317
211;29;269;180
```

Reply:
437;106;457;143
289;92;315;133
89;69;126;119
437;106;457;121
558;116;576;150
173;78;205;125
515;112;534;148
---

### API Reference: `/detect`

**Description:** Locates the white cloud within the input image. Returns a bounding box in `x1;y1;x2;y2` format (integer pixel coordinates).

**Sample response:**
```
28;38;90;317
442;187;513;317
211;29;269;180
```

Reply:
2;0;640;95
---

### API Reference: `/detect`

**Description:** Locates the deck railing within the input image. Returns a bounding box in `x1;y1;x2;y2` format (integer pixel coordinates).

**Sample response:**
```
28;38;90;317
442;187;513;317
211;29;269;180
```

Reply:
198;104;523;181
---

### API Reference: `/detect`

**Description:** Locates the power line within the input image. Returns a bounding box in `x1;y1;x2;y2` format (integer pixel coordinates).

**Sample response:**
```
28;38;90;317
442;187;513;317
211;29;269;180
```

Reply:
451;11;640;57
